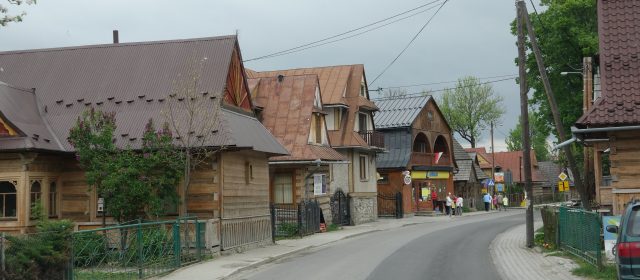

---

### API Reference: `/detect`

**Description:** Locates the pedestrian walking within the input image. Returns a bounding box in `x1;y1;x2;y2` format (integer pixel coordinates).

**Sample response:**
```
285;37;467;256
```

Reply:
496;193;504;211
492;194;498;210
446;193;453;217
502;195;509;211
456;195;463;216
483;193;491;212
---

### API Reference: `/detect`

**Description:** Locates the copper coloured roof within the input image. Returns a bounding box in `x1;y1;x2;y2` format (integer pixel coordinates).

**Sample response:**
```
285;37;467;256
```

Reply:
0;35;287;155
493;150;544;183
577;0;640;127
249;75;345;162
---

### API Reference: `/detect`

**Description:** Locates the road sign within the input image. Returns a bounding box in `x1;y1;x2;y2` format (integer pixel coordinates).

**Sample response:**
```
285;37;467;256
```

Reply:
496;183;504;192
403;175;412;185
558;180;569;192
558;172;568;181
487;179;495;186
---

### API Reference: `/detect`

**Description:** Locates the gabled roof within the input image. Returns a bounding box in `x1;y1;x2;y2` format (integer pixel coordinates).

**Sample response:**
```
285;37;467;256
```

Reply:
465;147;495;169
576;0;640;127
0;82;61;151
493;150;544;183
246;64;378;109
537;161;563;185
0;35;287;155
452;139;473;181
249;75;345;162
376;130;412;169
373;96;430;129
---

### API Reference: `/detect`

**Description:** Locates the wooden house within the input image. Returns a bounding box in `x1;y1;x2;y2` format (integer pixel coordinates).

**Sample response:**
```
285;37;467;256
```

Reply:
0;35;289;251
247;65;384;225
452;139;487;209
573;0;640;214
374;96;455;216
247;74;347;224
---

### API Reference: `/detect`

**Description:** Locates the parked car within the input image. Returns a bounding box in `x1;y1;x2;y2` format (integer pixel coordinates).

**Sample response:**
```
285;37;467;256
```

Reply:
606;200;640;280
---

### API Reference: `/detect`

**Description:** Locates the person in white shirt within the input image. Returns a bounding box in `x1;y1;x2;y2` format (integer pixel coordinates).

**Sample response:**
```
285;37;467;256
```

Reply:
456;195;464;216
445;193;453;217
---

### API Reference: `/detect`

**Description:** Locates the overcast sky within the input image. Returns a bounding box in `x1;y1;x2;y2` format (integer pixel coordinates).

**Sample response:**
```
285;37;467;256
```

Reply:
0;0;542;151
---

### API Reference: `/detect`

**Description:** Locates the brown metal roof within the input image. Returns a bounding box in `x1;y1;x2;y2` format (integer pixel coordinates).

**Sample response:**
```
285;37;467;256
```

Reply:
0;35;287;155
0;82;62;151
249;75;345;162
577;0;640;127
248;64;379;148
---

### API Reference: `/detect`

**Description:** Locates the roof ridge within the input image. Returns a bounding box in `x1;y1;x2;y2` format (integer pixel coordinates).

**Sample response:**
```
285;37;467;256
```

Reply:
0;35;237;56
0;81;34;94
252;64;363;73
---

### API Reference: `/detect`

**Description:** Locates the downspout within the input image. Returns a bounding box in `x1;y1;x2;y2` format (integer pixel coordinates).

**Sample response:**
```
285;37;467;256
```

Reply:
553;125;640;150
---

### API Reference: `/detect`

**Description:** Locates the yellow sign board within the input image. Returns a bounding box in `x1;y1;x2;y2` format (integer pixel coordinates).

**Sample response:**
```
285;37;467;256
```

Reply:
558;181;569;192
412;171;450;179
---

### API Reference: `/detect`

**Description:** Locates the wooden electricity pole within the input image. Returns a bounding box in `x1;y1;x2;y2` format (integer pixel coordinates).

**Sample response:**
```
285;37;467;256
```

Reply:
516;0;534;248
517;0;589;211
491;121;496;194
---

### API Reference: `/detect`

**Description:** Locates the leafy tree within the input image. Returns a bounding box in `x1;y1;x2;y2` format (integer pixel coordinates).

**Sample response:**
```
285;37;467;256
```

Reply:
68;109;184;223
438;76;505;148
506;113;551;161
1;0;36;26
510;0;598;155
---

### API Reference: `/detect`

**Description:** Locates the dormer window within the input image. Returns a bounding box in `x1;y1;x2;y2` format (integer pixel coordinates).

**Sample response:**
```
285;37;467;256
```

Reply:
315;113;322;144
360;78;366;97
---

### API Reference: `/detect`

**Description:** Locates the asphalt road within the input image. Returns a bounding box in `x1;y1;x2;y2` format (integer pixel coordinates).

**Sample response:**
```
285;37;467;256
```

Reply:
230;210;526;280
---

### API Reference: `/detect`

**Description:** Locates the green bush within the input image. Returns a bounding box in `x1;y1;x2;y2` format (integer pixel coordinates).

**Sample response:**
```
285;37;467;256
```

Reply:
1;219;73;280
124;226;171;264
279;223;299;237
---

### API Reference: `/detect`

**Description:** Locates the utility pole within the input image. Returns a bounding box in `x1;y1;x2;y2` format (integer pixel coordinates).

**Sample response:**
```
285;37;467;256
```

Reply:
516;0;534;247
583;57;594;201
517;0;589;211
491;121;496;195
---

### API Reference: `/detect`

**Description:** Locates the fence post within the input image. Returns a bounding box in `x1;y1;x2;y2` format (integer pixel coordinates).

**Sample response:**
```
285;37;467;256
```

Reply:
1;232;5;280
298;203;303;237
173;222;181;268
137;219;144;279
270;204;276;243
195;218;202;262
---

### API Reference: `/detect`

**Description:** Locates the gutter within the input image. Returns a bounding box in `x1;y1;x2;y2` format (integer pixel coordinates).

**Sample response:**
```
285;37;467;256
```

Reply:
269;160;350;165
553;125;640;150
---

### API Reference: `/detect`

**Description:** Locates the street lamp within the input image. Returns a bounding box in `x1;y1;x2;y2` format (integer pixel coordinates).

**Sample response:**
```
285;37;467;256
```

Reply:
560;71;582;76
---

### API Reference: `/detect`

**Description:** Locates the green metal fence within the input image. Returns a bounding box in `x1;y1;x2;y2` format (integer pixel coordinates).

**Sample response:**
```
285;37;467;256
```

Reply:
70;217;208;280
558;206;602;268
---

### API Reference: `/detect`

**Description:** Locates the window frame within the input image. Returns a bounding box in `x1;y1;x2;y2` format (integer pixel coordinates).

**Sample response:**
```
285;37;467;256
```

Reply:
0;181;17;219
49;181;58;218
359;155;368;181
273;172;294;204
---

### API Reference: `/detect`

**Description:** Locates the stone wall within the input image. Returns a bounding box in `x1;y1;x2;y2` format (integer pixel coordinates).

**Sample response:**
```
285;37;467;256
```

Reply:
350;194;377;225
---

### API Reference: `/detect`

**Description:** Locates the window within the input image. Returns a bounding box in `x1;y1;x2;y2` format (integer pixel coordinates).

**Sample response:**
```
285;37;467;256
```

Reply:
30;181;42;219
360;79;366;97
333;108;341;130
313;174;328;195
358;113;368;133
359;155;368;180
273;173;293;204
0;181;17;218
377;173;389;184
427;111;434;121
49;182;57;217
245;161;254;184
315;114;322;144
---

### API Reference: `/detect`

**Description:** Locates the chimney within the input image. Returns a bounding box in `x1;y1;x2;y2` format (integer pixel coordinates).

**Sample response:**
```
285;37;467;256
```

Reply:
113;30;119;44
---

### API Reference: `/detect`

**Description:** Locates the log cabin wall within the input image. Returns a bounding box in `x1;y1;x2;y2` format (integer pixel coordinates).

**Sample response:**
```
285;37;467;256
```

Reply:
608;130;640;214
186;156;221;219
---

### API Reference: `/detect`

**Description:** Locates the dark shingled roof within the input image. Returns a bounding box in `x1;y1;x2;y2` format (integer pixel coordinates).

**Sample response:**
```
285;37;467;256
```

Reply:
452;139;472;181
376;129;412;169
537;161;563;186
0;35;287;155
577;0;640;127
373;96;430;129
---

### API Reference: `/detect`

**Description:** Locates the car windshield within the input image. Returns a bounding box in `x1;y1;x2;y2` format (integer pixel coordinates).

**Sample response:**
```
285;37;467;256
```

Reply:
628;206;640;236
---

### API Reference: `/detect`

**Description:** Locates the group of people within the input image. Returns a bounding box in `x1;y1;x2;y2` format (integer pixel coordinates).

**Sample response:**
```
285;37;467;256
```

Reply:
483;192;508;212
445;193;463;217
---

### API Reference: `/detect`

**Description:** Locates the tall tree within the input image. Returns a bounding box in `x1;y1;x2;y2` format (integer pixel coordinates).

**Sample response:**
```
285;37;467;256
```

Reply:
1;0;36;26
68;109;184;223
438;76;505;148
505;113;551;161
510;0;597;158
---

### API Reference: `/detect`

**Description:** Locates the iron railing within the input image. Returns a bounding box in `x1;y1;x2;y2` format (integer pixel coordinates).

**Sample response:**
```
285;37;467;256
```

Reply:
271;200;321;238
377;192;403;218
558;207;602;268
330;190;351;226
70;217;207;280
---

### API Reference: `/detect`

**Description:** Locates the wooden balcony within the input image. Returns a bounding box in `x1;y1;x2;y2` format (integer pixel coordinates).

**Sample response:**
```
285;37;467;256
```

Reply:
409;152;451;167
358;130;385;149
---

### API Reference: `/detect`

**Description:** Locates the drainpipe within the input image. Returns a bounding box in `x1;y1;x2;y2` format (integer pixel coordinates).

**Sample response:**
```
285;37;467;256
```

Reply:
553;125;640;150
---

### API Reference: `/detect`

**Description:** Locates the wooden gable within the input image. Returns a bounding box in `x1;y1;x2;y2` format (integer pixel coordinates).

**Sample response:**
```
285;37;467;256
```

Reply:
223;46;252;112
0;115;18;137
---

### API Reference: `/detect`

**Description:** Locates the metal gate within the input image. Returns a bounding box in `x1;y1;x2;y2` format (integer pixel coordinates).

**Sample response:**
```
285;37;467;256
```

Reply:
271;200;321;238
331;190;351;226
377;192;403;218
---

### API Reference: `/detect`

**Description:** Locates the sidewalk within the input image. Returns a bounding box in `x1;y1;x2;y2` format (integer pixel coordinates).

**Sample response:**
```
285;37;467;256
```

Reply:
491;222;585;280
161;209;538;280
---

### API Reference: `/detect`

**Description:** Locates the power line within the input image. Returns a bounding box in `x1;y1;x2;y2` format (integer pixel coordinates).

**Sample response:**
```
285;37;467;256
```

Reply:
243;3;443;62
370;76;516;101
372;74;518;91
243;0;444;62
369;0;449;85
